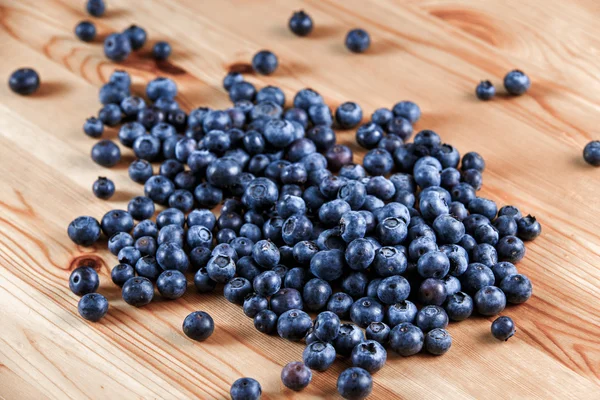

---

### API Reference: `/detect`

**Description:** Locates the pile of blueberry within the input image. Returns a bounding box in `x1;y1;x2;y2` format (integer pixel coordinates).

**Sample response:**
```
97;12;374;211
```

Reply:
7;2;553;399
67;55;541;397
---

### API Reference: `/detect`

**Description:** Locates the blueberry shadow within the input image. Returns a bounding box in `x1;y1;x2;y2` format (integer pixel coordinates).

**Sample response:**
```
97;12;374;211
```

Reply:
32;81;69;98
104;7;131;18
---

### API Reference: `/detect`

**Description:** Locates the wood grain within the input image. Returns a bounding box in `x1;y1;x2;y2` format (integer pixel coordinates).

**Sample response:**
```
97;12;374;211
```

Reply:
1;0;599;399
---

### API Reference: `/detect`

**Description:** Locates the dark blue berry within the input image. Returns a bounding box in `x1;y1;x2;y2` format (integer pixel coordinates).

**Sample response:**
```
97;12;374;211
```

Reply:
75;21;96;42
476;80;495;100
122;277;154;307
78;293;108;322
345;29;370;53
491;316;516;341
504;70;530;95
183;311;214;341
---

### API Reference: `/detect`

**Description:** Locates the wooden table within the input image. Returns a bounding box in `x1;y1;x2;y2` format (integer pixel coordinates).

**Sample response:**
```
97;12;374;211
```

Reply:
1;0;599;398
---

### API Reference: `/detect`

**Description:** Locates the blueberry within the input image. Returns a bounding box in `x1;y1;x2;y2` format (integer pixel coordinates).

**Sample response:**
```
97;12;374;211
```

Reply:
500;274;532;304
253;309;278;335
462;168;482;190
303;278;332;311
193;267;217;293
188;246;212;271
327;292;354;319
156;270;186;299
157;225;184;247
458;234;477;256
91;176;115;200
122;277;154;307
110;264;134;287
311;311;340;342
376;275;410;305
310;249;345;281
240;293;267;318
123;24;147;50
67;216;101;246
289;10;313;36
86;0;105;16
424;328;452;355
117;244;141;265
103;33;131;61
135;236;158;257
252;50;278;75
463;214;490;235
350;297;384;328
408;237;438;261
418;278;447;306
118;122;144;148
78;293;108;322
415;305;448;332
333;323;365;356
281;361;312;392
461;151;486;172
491;316;516;341
432;145;461;170
135;256;161;280
444;291;473;321
460;263;495;294
473;223;499;245
303;341;336;372
350;340;387;374
416;250;449;279
337;181;366;210
419;190;449;220
432;214;465;244
365;321;390;345
371;108;393;127
442;275;461;296
389;322;424;356
344;238;375;271
277;309;312;341
491;261;518;282
168;189;194;212
83;117;104;138
152;41;172;60
133;135;161;161
440;244;469;276
498;205;522;220
335;101;363;129
496;235;525;263
230;377;262;400
100;209;133;237
516;215;542;241
69;266;99;296
183;311;214;341
229;81;256;102
448;201;468;221
371;246;407;277
75;21;96;42
338;211;366;243
345;28;370;53
251;270;280;297
91;140;121;168
468;198;498;221
450;182;476;205
137;106;165;129
392;101;420;124
476;80;495;100
268;288;302;316
223;277;252;304
472;243;498;267
493;215;518;237
504;69;530;95
147;77;178;102
474;286;506;316
583;141;600;166
133;219;158;239
386;300;418;327
356;123;384;149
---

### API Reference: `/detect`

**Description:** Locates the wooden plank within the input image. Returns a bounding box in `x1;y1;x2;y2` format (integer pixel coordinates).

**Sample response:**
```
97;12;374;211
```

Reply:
0;0;599;398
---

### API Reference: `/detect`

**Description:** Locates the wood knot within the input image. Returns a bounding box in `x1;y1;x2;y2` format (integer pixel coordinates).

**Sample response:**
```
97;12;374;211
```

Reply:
69;254;106;272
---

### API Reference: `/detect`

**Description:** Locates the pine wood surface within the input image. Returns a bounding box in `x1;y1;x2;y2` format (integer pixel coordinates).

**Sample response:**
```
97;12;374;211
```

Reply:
0;0;599;399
